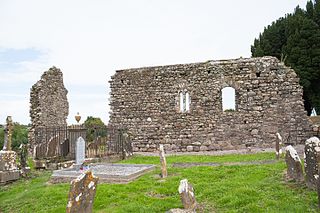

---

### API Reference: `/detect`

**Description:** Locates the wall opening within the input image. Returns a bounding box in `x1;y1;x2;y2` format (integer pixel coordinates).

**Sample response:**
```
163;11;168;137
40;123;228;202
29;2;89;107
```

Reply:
222;87;236;111
179;91;190;113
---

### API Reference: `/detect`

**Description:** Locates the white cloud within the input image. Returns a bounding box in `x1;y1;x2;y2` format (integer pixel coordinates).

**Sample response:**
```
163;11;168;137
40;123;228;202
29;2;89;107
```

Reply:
0;0;309;124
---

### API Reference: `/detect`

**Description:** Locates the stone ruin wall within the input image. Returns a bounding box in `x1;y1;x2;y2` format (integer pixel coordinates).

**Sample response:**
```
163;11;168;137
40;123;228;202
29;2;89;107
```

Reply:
109;56;313;152
29;66;69;148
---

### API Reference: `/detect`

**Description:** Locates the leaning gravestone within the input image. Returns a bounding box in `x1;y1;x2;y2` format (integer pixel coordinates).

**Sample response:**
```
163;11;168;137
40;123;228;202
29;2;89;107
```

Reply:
305;136;320;189
76;137;85;165
285;145;304;182
178;179;197;211
66;170;98;213
159;144;167;178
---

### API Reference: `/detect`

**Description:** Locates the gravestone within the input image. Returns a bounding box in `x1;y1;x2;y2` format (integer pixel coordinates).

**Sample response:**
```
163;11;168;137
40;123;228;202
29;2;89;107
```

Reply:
0;116;20;183
285;145;304;182
304;136;320;189
76;137;85;165
159;144;167;178
178;179;196;211
46;135;59;157
66;170;98;213
276;133;283;160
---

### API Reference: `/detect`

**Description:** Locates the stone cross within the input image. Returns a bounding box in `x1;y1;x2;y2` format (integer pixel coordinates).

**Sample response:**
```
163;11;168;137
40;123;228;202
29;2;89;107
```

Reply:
275;132;282;160
304;136;320;189
159;144;167;178
76;137;86;165
66;170;98;213
285;145;304;182
2;116;13;151
178;179;196;211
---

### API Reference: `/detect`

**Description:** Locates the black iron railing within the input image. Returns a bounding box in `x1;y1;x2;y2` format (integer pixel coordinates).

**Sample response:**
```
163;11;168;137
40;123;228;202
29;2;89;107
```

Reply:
33;125;132;162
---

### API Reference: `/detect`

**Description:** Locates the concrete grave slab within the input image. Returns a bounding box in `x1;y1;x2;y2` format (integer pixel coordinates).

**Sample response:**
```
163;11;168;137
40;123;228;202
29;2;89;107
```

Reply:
51;163;155;184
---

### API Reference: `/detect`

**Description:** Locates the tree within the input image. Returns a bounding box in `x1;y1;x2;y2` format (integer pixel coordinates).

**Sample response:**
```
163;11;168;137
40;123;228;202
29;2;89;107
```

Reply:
83;116;106;142
251;1;320;115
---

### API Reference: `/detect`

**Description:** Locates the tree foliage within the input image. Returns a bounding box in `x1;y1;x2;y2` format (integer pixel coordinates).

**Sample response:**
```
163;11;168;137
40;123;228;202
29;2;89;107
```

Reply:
251;0;320;115
83;116;106;142
0;123;28;151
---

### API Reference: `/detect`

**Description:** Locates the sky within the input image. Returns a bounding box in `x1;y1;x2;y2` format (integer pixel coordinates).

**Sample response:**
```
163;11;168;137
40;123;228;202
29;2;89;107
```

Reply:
0;0;309;125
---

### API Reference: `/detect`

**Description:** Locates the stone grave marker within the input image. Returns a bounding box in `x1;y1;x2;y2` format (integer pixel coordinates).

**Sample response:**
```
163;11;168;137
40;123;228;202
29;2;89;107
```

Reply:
178;179;196;211
0;116;20;183
76;137;85;165
305;136;320;189
66;170;98;213
159;144;167;178
276;132;283;160
285;145;304;182
46;135;59;157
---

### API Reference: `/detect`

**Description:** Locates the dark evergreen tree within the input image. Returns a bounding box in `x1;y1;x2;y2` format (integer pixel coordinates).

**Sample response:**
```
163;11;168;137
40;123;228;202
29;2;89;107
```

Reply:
252;1;320;115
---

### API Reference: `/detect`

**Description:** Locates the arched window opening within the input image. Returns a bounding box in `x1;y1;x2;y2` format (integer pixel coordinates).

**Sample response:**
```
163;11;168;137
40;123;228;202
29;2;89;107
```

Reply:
222;87;236;111
185;92;190;112
179;92;184;112
179;91;191;113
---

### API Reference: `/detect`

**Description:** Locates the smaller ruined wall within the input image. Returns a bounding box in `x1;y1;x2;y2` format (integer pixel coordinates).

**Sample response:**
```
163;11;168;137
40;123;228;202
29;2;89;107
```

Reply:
29;66;69;147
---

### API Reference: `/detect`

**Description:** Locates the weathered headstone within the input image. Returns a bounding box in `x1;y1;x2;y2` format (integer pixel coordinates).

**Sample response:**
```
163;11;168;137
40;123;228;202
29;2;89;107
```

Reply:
19;143;30;177
285;145;304;182
66;170;98;213
159;144;167;178
46;135;59;157
76;137;85;165
276;132;283;160
178;179;196;211
305;136;320;189
0;116;20;183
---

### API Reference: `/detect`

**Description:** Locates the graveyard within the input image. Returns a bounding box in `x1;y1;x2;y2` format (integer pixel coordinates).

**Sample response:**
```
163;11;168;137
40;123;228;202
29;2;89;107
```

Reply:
0;58;319;212
2;1;320;212
0;152;319;212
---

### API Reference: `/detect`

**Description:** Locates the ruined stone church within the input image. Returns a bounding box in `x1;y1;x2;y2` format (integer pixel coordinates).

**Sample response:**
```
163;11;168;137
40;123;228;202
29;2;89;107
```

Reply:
109;56;312;152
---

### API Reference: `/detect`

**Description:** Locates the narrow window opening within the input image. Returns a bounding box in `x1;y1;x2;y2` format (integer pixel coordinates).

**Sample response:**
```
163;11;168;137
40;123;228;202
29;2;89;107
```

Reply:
185;92;190;112
179;91;191;113
121;79;124;83
222;87;236;111
179;92;184;112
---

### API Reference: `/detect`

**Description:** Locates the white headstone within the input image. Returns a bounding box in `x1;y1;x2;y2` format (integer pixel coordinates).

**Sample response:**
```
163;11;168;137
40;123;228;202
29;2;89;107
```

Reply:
76;137;85;165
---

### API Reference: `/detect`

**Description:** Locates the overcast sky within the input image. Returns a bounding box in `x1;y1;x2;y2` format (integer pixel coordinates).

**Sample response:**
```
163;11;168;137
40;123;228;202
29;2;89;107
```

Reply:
0;0;309;125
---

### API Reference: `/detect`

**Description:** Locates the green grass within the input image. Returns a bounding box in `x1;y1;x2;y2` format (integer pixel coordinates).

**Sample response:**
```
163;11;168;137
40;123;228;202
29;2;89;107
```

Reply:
0;153;318;212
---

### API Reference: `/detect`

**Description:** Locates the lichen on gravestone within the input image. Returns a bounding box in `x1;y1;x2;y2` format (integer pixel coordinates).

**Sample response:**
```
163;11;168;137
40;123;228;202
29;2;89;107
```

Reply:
159;144;167;178
66;170;98;213
304;136;320;189
285;145;304;182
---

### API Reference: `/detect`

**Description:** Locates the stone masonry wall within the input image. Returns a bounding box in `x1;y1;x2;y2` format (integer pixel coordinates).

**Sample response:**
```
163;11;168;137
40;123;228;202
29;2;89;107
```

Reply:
29;66;69;147
109;57;313;152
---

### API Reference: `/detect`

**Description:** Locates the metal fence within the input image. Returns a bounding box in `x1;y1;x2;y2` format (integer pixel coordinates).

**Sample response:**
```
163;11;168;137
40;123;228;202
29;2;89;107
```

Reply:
33;125;132;162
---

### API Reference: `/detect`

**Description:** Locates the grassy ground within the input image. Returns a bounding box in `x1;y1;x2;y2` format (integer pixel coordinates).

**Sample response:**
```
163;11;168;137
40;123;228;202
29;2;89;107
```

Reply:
0;152;318;212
